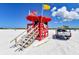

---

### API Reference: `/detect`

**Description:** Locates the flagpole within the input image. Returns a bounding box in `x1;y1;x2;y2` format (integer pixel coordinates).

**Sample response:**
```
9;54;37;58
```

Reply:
42;4;43;16
39;4;44;40
29;10;30;15
41;4;44;23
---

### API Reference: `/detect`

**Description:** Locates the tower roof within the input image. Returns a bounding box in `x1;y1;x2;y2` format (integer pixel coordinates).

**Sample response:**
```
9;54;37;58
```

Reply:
26;15;51;23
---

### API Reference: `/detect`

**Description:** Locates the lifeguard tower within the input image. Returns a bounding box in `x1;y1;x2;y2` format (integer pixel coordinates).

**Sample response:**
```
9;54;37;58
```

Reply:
27;11;51;41
10;11;51;51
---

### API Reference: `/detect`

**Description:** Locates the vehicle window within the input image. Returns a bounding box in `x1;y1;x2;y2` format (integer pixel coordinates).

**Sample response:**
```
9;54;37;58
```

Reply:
62;30;67;32
57;29;67;32
57;29;62;32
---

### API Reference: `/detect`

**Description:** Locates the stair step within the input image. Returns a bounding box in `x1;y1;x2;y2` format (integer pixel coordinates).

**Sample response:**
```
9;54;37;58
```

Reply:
14;24;39;51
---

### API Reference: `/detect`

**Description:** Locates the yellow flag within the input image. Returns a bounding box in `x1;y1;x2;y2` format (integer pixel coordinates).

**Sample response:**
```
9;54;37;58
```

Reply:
43;4;50;10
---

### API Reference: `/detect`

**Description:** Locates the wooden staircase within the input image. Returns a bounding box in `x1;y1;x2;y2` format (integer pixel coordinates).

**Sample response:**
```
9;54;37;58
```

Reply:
10;24;39;51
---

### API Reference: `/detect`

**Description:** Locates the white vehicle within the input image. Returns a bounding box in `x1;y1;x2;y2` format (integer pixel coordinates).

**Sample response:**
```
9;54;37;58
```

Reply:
53;28;71;40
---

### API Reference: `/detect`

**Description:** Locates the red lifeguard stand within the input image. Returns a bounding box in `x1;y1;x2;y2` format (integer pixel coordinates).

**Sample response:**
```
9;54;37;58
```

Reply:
26;11;51;41
10;11;51;51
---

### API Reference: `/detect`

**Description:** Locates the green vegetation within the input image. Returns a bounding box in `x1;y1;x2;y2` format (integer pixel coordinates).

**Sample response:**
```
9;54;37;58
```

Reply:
49;25;79;30
0;27;79;30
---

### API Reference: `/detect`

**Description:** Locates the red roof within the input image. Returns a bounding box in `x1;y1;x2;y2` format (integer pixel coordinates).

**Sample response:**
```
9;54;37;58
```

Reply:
26;15;51;23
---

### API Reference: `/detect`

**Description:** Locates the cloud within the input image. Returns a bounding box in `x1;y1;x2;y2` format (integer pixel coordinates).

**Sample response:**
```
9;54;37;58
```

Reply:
71;8;75;11
51;6;79;21
51;7;57;11
75;8;79;13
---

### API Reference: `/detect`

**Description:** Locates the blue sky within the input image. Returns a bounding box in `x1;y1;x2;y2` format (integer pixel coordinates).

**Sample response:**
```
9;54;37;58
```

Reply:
0;3;79;28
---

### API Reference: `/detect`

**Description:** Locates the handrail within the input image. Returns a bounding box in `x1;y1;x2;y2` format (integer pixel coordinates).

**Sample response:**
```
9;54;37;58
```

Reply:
10;25;33;43
15;24;39;44
17;25;39;49
10;31;26;43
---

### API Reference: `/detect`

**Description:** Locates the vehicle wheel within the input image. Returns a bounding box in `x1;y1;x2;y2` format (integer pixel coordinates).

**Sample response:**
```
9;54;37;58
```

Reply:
67;37;70;39
64;37;67;40
65;37;69;40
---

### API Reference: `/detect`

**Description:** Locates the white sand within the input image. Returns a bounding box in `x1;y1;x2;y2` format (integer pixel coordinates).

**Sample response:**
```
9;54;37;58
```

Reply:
0;29;79;55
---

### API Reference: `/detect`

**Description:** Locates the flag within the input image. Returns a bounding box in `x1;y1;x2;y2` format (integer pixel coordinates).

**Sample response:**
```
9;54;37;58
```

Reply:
29;10;37;16
43;4;50;10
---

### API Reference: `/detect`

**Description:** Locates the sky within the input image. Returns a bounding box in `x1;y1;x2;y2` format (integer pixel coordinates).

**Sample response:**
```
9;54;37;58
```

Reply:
0;3;79;28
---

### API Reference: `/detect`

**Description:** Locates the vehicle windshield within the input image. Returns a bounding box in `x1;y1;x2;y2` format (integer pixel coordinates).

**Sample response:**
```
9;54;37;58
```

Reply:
57;29;67;32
